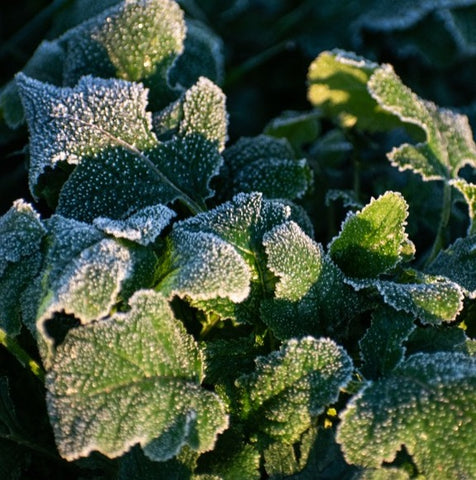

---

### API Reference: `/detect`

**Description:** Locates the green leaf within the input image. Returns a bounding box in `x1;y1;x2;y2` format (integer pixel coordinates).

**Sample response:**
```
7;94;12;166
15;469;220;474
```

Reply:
46;290;228;461
221;135;312;201
337;352;476;479
359;307;416;380
237;337;353;443
307;50;401;131
329;192;413;278
450;178;476;234
261;221;360;339
369;65;476;181
16;74;157;199
426;234;476;298
374;271;464;325
157;192;292;315
406;325;469;356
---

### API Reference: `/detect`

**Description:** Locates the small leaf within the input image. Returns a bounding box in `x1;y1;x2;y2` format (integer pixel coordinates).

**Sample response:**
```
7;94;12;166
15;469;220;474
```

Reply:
221;135;312;201
261;221;361;339
359;306;416;380
426;234;476;298
450;178;476;234
237;337;353;443
329;192;413;278
337;352;476;479
93;204;176;246
307;50;401;131
374;271;464;325
47;290;228;461
16;74;157;199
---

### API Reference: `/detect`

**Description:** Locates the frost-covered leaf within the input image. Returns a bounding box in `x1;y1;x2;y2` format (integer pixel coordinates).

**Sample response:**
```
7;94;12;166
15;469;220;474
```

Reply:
237;337;353;443
93;204;175;246
46;290;228;461
60;0;185;101
157;193;292;314
307;50;401;131
221;135;312;200
426;234;476;298
406;325;469;356
261;221;360;339
359;307;415;380
16;74;157;198
170;19;225;90
329;192;413;278
374;271;464;325
337;352;476;479
369;65;476;181
450;178;476;234
0;201;45;335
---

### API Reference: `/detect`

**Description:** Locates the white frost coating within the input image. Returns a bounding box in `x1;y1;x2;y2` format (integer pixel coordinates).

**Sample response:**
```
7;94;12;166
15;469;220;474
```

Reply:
94;204;176;245
15;73;157;198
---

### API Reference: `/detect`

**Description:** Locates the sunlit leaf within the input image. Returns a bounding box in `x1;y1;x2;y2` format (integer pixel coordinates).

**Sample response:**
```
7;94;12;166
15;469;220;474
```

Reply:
450;178;476;234
237;337;353;443
337;352;476;479
47;290;228;461
329;192;413;278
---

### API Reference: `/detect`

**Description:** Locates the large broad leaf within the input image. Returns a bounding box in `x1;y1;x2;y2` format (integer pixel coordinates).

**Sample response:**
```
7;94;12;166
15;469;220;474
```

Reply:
450;178;476;235
261;221;361;339
329;192;414;279
236;337;353;443
47;290;228;461
337;352;476;479
16;73;157;199
156;192;293;318
221;135;312;201
426;234;476;298
0;201;45;336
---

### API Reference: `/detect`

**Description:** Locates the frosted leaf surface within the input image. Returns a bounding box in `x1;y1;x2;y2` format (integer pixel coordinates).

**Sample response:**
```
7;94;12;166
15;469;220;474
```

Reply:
178;77;228;152
236;337;353;443
307;50;401;131
60;0;185;85
359;306;416;380
426;235;476;298
0;200;45;276
450;178;476;234
374;272;464;325
46;290;228;461
222;135;312;200
93;204;176;245
337;352;476;479
16;74;157;198
261;222;361;339
369;65;476;181
329;192;413;278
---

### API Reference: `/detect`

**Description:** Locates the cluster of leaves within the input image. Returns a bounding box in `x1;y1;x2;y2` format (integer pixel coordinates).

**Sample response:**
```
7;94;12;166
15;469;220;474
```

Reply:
0;1;475;479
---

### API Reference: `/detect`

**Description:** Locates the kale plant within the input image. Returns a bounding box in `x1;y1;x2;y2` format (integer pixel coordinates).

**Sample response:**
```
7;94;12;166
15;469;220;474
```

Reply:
0;1;475;479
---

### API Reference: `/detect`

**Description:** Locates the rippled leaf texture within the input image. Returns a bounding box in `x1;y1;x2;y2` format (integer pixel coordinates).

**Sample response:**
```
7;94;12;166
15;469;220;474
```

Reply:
16;73;157;198
374;272;464;325
307;50;401;131
450;178;476;234
368;64;476;181
157;192;292;314
47;290;228;461
60;0;185;104
337;352;476;479
427;234;476;298
0;201;45;335
93;204;175;246
359;307;415;380
261;221;360;339
221;135;312;201
237;337;353;443
329;192;413;278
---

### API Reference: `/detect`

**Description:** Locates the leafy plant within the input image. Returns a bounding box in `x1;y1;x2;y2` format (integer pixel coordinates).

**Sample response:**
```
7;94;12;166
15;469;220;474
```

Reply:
0;1;475;479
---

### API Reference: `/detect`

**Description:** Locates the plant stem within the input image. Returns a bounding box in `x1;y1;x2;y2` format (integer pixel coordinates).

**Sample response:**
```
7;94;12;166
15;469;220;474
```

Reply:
0;329;45;383
425;181;452;267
